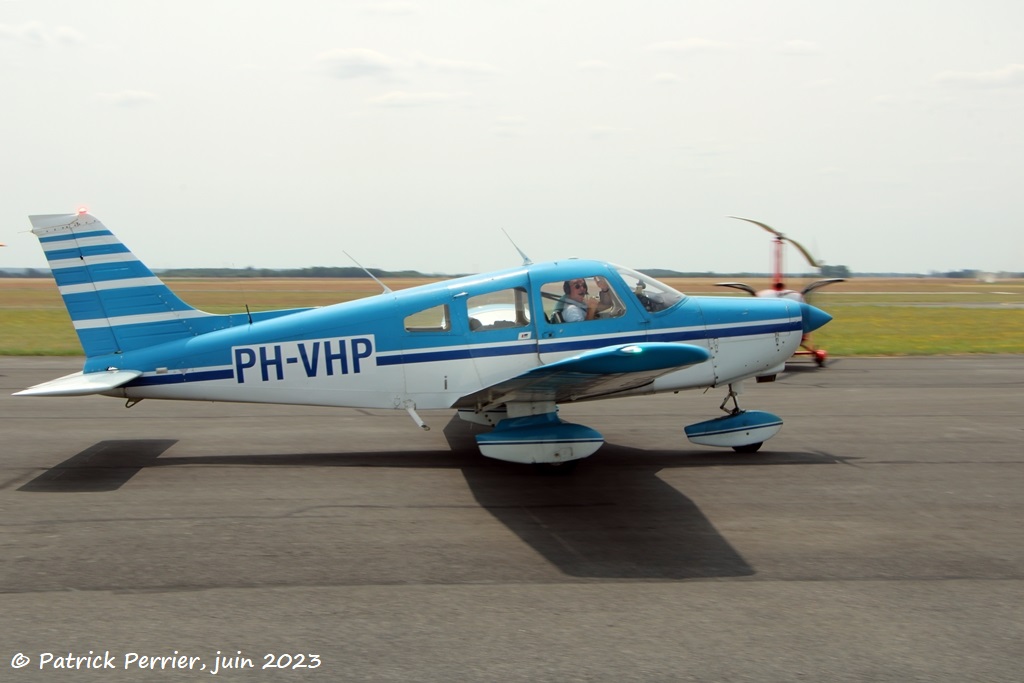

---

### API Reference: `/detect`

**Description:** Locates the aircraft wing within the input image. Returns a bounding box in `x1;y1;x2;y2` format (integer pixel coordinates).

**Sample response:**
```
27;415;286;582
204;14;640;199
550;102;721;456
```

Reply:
453;342;710;410
14;370;142;397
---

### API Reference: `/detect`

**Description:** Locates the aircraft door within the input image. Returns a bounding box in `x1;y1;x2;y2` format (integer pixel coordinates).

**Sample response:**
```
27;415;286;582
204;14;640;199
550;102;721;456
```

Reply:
535;271;649;364
465;285;540;387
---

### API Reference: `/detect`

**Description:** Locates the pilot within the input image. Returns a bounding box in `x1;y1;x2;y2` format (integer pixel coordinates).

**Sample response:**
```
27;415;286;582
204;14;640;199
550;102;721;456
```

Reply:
561;276;612;322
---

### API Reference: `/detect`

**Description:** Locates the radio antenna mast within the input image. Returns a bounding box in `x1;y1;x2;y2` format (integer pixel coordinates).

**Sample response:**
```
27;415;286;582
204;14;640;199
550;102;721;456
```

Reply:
501;228;533;266
344;251;392;294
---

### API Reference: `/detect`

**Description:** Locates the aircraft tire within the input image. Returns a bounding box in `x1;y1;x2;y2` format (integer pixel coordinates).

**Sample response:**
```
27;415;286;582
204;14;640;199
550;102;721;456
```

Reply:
732;442;763;453
532;460;580;475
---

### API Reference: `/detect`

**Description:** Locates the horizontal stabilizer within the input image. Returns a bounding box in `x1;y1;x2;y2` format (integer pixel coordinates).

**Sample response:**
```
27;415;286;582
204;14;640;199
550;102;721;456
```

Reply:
15;370;142;397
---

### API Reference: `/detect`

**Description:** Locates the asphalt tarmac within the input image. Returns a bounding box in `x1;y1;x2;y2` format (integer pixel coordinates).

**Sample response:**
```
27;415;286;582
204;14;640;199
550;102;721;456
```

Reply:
1;356;1022;682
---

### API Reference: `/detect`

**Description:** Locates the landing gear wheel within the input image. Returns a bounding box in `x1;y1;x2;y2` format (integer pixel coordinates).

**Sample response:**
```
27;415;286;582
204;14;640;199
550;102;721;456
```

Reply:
533;460;580;475
732;442;763;453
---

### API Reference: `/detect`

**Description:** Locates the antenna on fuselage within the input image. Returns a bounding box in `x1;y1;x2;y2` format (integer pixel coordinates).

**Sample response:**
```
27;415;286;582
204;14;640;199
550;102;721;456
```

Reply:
501;228;533;266
343;251;392;294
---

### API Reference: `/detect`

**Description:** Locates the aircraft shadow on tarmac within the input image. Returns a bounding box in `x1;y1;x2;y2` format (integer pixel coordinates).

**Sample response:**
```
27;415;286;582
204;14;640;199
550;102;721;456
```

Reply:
449;419;850;579
17;418;851;581
460;457;757;580
17;439;178;493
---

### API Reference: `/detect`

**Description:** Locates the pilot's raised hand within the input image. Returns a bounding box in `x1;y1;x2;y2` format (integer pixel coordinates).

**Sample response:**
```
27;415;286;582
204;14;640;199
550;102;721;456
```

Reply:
591;276;613;316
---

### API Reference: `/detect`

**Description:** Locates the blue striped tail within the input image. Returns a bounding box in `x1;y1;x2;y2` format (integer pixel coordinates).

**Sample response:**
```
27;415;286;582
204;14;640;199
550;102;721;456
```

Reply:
30;212;219;358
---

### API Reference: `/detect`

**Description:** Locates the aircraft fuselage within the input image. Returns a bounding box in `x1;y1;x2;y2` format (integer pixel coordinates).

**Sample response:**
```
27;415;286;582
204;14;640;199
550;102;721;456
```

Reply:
90;262;803;410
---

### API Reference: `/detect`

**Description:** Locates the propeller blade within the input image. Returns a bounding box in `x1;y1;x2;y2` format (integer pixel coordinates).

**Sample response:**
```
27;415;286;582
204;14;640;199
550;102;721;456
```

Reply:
729;215;784;239
783;235;823;269
730;215;829;271
800;278;845;296
715;282;758;297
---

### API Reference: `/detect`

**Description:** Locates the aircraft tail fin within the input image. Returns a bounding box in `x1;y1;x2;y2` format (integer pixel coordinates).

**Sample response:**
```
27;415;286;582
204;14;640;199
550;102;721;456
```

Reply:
29;212;217;358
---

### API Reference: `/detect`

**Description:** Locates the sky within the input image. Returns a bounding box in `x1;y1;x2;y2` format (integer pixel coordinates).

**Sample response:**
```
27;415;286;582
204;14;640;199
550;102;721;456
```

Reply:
1;0;1022;276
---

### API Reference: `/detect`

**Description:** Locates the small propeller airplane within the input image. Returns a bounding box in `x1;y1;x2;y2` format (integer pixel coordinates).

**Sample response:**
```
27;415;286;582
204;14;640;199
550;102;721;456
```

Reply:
16;211;832;468
716;216;843;366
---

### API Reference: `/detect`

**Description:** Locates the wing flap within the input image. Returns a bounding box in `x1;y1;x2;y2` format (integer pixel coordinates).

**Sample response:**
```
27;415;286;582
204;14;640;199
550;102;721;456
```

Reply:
454;342;710;409
14;370;142;397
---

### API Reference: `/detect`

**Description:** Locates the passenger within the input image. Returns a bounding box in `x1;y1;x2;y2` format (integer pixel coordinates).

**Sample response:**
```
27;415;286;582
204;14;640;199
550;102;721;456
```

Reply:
632;280;665;312
561;276;612;322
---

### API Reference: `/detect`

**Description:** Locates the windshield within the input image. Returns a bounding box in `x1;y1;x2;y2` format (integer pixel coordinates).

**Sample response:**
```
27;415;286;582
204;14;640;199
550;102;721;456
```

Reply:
614;266;686;313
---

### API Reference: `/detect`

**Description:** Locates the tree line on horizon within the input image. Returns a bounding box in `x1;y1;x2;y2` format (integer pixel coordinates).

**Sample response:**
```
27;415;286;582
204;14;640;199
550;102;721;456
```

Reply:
1;264;1020;279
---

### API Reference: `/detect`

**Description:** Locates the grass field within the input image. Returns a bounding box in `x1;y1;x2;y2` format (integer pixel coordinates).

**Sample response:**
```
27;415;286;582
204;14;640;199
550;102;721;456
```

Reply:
1;277;1022;356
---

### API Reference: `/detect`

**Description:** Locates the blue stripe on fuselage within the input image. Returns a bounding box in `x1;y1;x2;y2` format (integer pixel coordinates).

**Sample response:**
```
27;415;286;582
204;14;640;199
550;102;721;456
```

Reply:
380;342;540;366
652;320;802;342
129;368;235;387
117;317;791;386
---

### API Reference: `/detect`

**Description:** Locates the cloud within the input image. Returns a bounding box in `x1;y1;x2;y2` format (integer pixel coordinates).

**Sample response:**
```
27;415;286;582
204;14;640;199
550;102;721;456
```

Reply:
776;40;821;56
645;38;734;54
804;78;836;89
316;49;498;83
577;60;612;72
652;72;682;85
416;56;499;76
494;115;526;137
0;21;46;45
367;91;462;107
0;21;84;46
932;64;1024;89
588;125;627;139
95;90;159;107
355;1;417;16
316;48;403;79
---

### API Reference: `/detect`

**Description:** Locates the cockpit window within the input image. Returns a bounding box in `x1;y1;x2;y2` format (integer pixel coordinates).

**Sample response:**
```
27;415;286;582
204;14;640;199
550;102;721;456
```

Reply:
614;266;686;313
541;275;625;323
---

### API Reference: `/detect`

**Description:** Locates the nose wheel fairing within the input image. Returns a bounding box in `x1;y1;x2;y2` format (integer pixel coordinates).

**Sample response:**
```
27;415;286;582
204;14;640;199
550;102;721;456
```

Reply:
684;382;782;450
684;410;782;449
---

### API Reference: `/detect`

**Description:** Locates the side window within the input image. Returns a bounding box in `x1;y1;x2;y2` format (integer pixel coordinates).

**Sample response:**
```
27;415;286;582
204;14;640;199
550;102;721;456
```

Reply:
404;304;451;332
468;288;530;331
541;276;625;323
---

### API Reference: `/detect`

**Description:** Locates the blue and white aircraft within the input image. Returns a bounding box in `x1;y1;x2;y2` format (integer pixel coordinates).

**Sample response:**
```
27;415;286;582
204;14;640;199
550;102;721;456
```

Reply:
17;211;832;467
